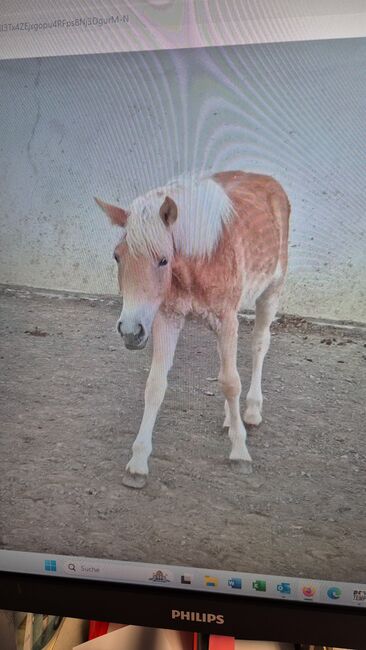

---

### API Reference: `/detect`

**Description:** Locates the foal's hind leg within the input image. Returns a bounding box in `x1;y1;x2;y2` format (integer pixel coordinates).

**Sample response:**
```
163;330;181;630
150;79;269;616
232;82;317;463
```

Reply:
217;313;252;471
244;286;281;426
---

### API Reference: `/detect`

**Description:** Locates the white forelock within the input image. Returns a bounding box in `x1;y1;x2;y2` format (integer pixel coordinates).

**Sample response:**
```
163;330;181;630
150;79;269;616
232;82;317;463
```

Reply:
125;173;234;259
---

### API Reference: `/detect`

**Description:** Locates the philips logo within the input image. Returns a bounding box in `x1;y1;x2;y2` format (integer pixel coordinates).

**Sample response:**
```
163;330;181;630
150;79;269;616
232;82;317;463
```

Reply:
171;610;224;624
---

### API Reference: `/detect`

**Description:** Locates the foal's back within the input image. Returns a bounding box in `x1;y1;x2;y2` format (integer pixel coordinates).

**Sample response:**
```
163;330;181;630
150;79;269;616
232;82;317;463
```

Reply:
213;171;290;309
214;170;290;275
166;171;290;318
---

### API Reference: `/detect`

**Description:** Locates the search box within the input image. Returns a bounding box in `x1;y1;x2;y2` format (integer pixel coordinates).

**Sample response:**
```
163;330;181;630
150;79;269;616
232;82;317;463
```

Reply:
63;560;103;577
63;560;175;584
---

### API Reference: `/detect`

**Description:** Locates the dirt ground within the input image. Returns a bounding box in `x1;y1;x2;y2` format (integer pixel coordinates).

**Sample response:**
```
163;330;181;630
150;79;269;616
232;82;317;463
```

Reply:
0;287;365;582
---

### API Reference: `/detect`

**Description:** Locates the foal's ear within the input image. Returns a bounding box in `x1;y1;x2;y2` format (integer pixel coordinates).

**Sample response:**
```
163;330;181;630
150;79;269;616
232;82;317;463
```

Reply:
159;196;178;227
94;197;128;227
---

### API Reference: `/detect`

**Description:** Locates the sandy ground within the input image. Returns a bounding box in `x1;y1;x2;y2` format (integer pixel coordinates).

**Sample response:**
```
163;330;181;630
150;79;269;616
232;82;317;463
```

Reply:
0;287;365;582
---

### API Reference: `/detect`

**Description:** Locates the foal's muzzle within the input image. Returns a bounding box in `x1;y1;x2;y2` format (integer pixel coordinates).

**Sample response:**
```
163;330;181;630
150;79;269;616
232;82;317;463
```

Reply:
117;322;148;350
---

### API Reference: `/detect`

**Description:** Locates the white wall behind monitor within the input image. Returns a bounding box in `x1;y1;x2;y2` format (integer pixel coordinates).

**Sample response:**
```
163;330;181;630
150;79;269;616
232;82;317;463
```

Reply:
0;38;365;322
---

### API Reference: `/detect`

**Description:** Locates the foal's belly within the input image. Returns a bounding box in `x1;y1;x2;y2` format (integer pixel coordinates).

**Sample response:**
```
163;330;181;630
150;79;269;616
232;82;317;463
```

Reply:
240;262;283;309
240;276;271;309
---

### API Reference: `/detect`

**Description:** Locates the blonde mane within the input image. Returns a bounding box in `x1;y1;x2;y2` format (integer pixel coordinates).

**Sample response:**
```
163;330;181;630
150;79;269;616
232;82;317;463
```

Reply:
125;173;234;259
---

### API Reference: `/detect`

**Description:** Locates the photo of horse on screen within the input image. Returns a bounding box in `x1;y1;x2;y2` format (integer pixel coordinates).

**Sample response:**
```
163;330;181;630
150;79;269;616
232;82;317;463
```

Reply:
96;171;290;488
1;37;365;583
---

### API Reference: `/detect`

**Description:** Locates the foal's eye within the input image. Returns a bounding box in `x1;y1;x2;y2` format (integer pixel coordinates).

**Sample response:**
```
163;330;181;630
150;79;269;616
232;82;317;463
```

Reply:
158;258;168;267
113;253;119;263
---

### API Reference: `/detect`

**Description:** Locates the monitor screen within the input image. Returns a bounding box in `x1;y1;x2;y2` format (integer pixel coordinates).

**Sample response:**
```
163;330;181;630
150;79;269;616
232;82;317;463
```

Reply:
0;0;365;644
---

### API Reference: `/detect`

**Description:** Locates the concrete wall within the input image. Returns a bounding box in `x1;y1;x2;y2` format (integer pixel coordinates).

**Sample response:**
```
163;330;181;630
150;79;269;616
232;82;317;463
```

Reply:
0;38;365;322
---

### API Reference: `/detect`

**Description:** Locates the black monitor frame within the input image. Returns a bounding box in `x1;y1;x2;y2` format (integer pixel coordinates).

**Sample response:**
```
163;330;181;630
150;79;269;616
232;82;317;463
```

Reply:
0;571;365;647
1;5;365;649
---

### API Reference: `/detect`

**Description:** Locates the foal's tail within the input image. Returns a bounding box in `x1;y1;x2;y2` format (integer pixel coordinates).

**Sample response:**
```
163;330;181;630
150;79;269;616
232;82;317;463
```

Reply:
269;187;291;271
269;190;291;228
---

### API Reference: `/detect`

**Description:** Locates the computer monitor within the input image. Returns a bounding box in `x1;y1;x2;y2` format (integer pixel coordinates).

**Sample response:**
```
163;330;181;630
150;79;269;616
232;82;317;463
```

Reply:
0;1;365;647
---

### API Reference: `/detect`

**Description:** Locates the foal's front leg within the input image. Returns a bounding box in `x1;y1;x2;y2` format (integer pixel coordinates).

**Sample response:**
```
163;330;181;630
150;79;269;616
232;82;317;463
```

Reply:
123;312;182;489
217;313;252;473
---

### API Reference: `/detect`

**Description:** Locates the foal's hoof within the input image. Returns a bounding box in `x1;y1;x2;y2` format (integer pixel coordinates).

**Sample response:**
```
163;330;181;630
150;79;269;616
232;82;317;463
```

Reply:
123;471;147;489
230;459;253;475
243;409;262;426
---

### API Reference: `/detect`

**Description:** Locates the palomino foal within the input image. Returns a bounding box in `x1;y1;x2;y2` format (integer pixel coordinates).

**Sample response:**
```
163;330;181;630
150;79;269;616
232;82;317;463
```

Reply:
96;171;290;488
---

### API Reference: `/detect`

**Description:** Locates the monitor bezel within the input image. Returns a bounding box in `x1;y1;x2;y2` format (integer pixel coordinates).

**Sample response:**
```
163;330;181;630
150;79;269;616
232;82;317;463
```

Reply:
0;571;365;647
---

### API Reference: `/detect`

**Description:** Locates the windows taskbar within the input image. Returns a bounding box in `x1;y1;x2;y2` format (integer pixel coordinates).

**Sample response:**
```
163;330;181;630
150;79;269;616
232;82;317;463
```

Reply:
0;550;365;609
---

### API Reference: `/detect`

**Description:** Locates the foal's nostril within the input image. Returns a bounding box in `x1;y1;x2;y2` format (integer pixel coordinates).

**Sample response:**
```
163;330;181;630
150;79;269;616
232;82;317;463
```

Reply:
117;321;123;337
136;324;145;340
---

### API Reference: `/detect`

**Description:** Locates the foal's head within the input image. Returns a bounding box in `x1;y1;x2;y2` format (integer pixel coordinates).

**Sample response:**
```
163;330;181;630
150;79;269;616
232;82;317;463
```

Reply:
96;193;178;350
